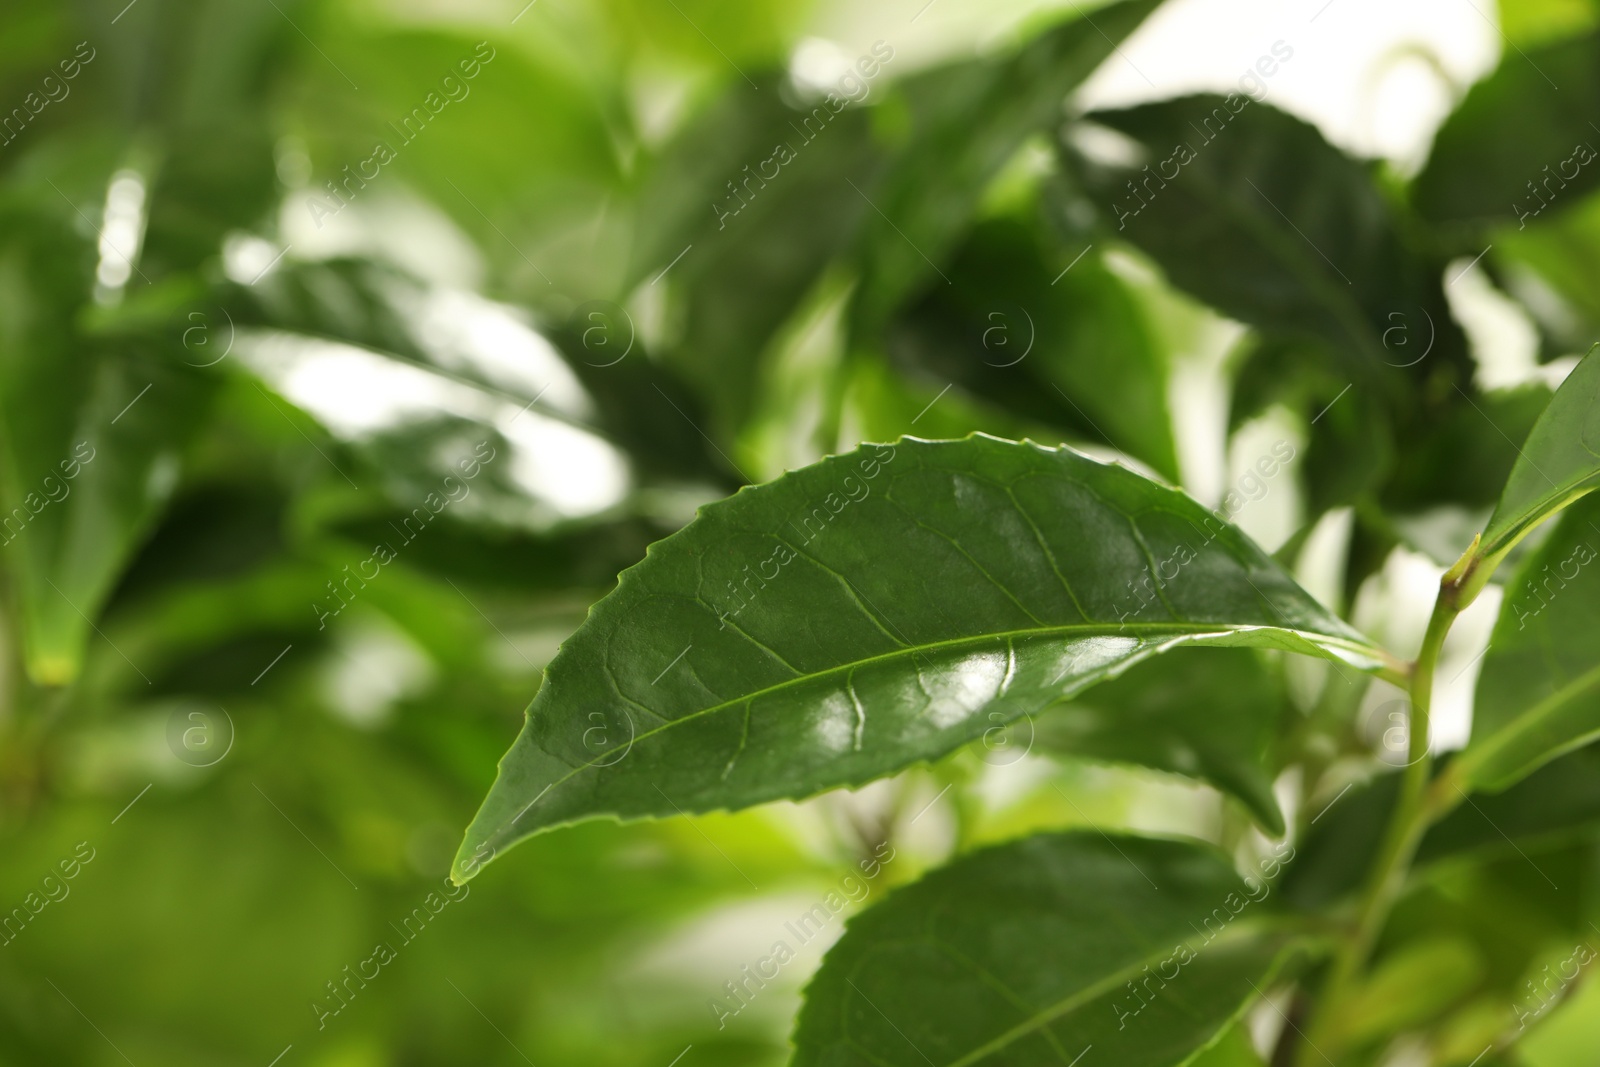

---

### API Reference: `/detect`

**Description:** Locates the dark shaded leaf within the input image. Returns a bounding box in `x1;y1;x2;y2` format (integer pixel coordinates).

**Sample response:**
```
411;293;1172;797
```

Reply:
635;74;880;433
888;217;1177;480
1065;95;1467;388
850;0;1162;331
1036;647;1288;834
1382;383;1554;515
1282;745;1600;911
792;832;1304;1067
1413;33;1600;232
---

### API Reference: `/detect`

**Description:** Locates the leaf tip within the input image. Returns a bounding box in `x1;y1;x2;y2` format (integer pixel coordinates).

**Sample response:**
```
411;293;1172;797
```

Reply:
450;834;500;885
27;653;78;688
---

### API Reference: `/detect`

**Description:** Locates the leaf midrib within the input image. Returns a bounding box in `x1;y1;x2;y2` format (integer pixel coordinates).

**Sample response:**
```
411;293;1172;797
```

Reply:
938;916;1301;1067
1483;484;1599;559
485;620;1370;844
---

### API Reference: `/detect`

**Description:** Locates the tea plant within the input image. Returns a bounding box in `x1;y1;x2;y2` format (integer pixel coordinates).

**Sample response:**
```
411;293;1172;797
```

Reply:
454;350;1600;1066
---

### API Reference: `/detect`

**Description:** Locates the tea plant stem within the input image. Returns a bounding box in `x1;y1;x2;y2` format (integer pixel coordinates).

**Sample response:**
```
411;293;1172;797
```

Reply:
1295;582;1460;1065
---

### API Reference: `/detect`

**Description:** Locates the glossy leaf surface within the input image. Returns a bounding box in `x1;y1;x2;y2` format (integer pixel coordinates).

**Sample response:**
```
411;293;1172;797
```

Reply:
453;435;1390;879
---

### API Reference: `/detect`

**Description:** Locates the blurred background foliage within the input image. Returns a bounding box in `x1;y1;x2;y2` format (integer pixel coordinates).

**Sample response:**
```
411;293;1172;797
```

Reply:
3;0;1600;1064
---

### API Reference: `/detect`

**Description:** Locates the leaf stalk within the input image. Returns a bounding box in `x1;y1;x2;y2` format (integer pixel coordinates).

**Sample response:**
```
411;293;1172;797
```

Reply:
1294;568;1463;1065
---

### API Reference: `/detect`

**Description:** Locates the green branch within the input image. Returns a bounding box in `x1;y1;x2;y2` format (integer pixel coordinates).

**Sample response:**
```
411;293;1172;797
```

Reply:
1295;543;1474;1065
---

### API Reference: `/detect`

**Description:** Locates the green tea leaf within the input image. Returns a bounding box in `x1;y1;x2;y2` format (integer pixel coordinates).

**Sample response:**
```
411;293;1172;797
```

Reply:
850;0;1163;331
1476;346;1600;567
1036;647;1288;835
1499;0;1599;48
1189;1025;1266;1067
1286;743;1600;911
289;24;620;295
453;435;1393;880
889;218;1178;481
0;197;215;685
631;76;880;433
1461;493;1600;790
1330;936;1485;1048
1066;96;1464;381
1496;196;1600;354
1414;31;1600;230
633;0;1162;433
791;832;1304;1067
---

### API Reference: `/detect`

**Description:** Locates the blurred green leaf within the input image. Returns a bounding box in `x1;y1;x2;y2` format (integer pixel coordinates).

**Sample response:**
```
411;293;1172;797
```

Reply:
0;196;216;684
1414;31;1600;232
1283;745;1600;912
888;218;1177;480
850;0;1162;332
598;0;809;71
1499;0;1600;48
1383;383;1554;516
1190;1025;1267;1067
1332;935;1486;1048
1517;976;1600;1067
1066;95;1467;388
1495;194;1600;352
633;73;879;434
1037;647;1288;834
